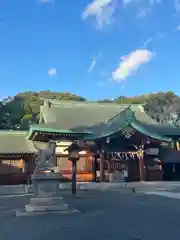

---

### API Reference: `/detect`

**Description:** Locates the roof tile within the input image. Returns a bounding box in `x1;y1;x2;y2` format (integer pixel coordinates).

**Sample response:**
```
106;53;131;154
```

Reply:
40;102;141;131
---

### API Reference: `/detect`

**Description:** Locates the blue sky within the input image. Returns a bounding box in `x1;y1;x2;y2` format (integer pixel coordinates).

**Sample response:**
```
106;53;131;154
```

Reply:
1;0;180;100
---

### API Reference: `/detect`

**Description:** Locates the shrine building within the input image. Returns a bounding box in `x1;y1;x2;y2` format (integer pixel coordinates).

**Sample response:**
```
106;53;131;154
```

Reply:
0;99;180;184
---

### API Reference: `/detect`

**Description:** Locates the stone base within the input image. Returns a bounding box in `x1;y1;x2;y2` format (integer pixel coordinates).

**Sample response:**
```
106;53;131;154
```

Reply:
16;208;79;217
16;196;80;216
25;196;68;212
30;196;63;205
32;170;61;197
16;167;80;217
25;203;68;212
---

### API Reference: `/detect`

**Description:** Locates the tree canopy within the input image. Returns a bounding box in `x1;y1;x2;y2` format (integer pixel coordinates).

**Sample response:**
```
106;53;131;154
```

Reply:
0;90;180;130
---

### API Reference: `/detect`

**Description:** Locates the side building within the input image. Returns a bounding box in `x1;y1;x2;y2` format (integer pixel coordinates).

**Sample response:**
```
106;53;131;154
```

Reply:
0;131;93;184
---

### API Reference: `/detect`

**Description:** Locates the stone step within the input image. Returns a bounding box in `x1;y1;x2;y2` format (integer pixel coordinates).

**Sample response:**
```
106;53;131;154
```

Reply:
25;203;69;212
16;208;80;216
30;196;64;206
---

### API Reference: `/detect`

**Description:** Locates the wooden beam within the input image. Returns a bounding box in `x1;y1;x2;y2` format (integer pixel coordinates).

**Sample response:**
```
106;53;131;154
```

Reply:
138;147;145;181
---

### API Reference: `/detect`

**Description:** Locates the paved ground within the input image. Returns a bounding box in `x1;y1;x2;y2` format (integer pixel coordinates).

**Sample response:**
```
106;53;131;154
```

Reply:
2;181;180;195
1;189;180;240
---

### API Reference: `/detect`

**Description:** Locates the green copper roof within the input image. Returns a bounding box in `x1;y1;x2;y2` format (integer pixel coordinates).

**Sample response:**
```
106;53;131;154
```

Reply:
131;108;180;139
27;100;180;142
84;108;171;142
36;101;143;130
30;125;92;134
40;101;141;128
0;131;48;154
0;131;36;154
84;107;133;139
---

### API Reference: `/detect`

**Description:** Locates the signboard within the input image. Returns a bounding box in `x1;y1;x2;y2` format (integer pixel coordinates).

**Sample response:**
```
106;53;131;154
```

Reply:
145;148;159;156
121;127;136;139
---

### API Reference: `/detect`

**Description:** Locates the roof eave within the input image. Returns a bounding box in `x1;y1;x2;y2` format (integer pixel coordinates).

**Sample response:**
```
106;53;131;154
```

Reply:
84;122;131;141
31;124;92;133
131;121;172;142
27;125;93;141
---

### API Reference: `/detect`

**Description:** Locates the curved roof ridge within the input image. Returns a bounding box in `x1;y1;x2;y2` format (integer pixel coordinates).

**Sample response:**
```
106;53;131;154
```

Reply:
130;110;172;141
41;98;144;108
131;105;159;125
85;108;133;140
105;106;133;124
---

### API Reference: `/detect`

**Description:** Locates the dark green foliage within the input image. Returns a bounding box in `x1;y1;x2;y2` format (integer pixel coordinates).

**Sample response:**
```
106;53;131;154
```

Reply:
0;90;180;130
0;91;86;130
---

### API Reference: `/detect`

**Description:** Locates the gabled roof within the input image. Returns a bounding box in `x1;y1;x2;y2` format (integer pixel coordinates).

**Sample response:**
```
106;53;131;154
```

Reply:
27;99;180;142
40;100;141;129
28;101;134;140
84;107;172;142
28;101;144;139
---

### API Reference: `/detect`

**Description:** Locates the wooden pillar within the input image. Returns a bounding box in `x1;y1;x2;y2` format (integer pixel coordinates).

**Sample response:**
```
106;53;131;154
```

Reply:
92;154;97;182
100;150;105;182
138;147;145;181
107;152;112;173
107;161;111;173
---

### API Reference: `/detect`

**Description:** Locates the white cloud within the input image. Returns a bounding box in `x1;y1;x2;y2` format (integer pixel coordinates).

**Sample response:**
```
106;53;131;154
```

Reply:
88;60;97;73
142;33;164;47
144;37;153;48
112;49;153;82
48;68;57;77
82;0;118;29
39;0;53;4
88;52;102;73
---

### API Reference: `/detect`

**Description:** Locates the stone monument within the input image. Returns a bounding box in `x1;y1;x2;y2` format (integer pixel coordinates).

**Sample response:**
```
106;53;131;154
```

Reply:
16;140;79;216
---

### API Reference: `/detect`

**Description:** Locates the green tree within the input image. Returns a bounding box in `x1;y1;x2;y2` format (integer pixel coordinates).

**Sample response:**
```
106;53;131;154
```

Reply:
1;90;180;130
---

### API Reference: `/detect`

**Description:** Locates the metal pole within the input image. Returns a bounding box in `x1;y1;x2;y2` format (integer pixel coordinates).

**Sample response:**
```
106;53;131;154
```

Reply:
72;159;77;196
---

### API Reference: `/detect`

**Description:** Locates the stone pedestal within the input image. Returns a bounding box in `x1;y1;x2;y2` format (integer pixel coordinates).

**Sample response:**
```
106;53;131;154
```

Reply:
16;166;79;216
